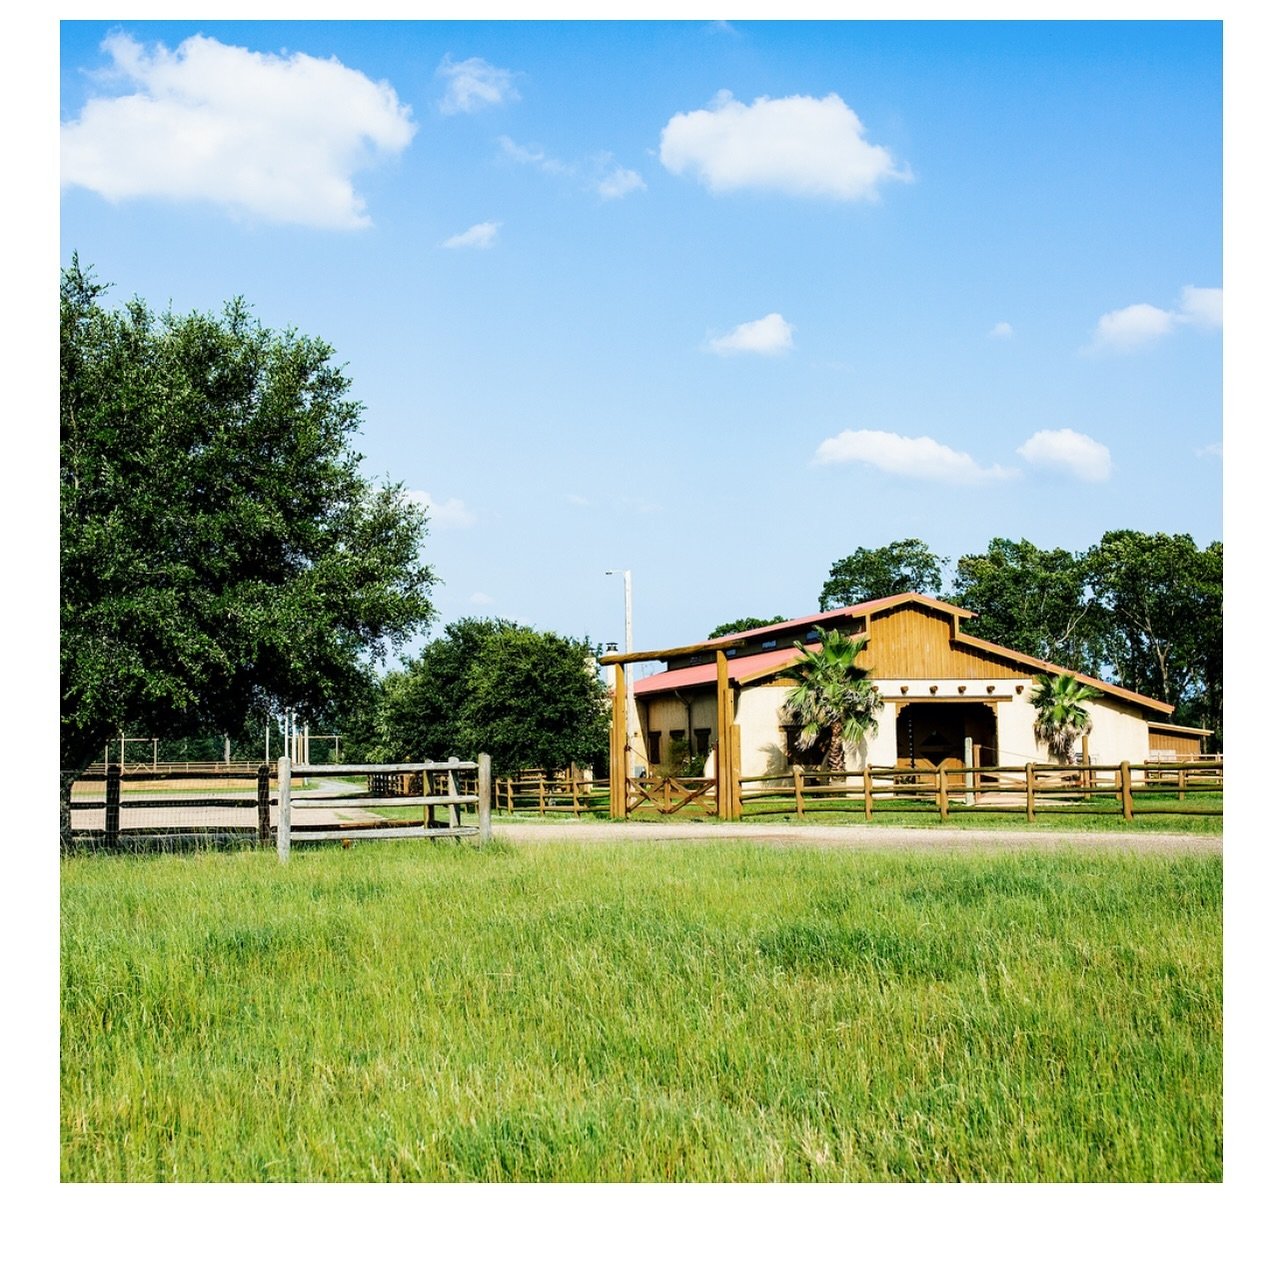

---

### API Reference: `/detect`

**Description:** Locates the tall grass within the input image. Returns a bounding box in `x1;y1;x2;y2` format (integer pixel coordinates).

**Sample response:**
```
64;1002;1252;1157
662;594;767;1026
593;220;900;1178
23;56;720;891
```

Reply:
61;838;1221;1181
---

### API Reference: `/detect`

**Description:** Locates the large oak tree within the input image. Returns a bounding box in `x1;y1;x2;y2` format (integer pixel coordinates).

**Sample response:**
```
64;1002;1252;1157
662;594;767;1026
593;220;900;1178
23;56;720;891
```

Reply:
60;259;436;798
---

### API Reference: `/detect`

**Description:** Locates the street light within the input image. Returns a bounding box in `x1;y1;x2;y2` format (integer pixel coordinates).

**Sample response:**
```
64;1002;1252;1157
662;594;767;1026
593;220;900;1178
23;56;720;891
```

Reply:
606;570;636;775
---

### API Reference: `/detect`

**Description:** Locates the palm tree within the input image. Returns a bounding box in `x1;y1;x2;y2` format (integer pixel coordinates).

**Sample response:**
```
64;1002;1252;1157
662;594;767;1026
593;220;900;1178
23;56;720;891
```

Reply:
784;629;884;773
1030;672;1099;765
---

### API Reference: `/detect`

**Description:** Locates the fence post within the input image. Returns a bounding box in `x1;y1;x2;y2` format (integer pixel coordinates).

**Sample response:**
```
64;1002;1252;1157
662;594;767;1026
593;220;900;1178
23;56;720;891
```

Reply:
730;723;743;820
276;757;291;863
448;757;462;829
792;766;805;817
477;753;492;845
938;762;949;820
257;764;271;844
105;763;121;848
1121;761;1134;821
864;765;873;819
1025;762;1035;823
1178;766;1187;803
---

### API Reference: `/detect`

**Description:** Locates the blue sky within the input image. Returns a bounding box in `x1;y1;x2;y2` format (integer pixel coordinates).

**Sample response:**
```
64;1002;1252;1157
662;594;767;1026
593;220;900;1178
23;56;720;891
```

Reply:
59;17;1224;657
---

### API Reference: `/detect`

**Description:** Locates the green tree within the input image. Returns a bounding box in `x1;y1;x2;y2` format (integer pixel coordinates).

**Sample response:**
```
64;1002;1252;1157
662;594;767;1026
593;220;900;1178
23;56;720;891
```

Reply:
818;538;947;611
61;259;436;796
783;629;884;772
1085;531;1222;739
456;627;610;774
1030;673;1098;765
708;615;786;639
352;620;610;775
949;537;1104;672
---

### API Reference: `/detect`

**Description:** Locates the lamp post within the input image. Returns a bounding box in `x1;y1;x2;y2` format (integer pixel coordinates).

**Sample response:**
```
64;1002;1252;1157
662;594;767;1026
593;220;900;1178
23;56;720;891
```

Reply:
606;570;635;775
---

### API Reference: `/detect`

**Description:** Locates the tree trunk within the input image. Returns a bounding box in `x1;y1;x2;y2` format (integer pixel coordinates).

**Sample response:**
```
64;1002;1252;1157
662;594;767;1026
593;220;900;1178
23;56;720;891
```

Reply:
826;725;846;774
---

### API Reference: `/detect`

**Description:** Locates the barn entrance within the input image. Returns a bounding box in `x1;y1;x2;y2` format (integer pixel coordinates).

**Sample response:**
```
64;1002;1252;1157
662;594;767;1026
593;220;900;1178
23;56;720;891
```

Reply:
895;702;998;773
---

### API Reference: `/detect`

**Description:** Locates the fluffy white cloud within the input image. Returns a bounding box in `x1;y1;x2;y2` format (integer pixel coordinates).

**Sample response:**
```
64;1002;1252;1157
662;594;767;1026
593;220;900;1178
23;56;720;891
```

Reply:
989;321;1014;339
441;220;500;250
436;55;518;115
468;592;495;606
815;430;1016;484
60;33;415;230
597;166;646;199
1091;303;1176;351
1016;429;1112;482
1179;286;1223;329
405;490;476;530
1090;285;1223;352
707;312;794;356
659;90;909;200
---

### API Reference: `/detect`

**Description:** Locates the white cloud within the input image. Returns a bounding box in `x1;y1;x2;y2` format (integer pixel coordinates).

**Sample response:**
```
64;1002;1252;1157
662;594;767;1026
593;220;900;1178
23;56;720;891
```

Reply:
1179;286;1223;329
1091;303;1176;351
1016;429;1112;483
1195;442;1223;459
597;166;646;200
815;429;1016;484
1089;285;1223;352
436;55;518;115
405;490;476;530
989;322;1014;339
707;312;794;356
659;90;909;200
60;33;415;230
441;220;500;250
468;592;495;606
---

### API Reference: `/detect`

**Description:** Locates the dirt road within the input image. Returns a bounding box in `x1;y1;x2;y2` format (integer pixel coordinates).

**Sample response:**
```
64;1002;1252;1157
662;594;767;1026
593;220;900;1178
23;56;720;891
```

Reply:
493;820;1222;855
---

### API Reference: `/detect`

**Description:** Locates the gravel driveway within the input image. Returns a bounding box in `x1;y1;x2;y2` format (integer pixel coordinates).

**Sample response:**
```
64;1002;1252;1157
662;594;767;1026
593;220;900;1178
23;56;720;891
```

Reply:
494;820;1222;855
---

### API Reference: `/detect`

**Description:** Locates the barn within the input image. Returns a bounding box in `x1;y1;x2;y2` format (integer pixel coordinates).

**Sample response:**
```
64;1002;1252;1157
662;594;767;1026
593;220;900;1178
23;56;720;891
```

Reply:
609;594;1208;793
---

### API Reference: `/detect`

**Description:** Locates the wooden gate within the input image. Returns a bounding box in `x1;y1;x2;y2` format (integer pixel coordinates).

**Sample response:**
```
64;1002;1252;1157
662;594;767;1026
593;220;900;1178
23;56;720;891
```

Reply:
624;775;718;817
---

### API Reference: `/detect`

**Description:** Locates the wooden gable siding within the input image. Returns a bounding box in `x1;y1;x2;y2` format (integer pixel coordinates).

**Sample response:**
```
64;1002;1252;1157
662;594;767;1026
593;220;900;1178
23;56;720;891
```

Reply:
1148;726;1208;755
863;603;1033;681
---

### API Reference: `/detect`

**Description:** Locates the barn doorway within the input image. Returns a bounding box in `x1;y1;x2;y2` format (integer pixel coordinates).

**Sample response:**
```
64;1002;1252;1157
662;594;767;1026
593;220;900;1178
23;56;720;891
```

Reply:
895;703;998;773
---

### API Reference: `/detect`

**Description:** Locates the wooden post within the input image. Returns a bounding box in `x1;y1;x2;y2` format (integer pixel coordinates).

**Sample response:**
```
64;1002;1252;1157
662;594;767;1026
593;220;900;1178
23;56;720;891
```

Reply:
963;736;974;806
422;769;429;832
1121;761;1134;821
538;777;546;816
477;753;492;844
507;777;514;814
792;766;805;817
256;765;271;844
1178;766;1187;803
938;762;949;820
1025;762;1035;823
105;763;121;848
611;665;628;819
730;723;743;819
716;651;732;820
1081;734;1092;791
276;757;291;863
972;742;983;804
447;757;462;829
864;765;873;819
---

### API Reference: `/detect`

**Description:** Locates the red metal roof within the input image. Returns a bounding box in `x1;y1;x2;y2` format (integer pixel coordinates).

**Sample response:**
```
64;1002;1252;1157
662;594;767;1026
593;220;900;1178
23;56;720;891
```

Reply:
634;641;821;695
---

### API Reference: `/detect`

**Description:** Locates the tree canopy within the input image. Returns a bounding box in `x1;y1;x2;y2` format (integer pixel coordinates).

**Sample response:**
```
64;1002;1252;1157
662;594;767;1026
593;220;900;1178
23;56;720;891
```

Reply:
948;537;1104;673
346;619;610;775
1085;530;1222;739
818;539;947;611
60;258;436;776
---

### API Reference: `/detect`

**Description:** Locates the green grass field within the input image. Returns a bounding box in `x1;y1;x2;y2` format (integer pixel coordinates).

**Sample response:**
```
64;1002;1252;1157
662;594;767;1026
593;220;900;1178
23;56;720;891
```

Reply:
61;837;1221;1182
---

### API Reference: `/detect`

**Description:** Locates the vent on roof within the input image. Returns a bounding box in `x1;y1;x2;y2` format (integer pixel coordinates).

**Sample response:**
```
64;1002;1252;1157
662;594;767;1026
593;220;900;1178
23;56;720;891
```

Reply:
761;639;777;650
726;648;737;657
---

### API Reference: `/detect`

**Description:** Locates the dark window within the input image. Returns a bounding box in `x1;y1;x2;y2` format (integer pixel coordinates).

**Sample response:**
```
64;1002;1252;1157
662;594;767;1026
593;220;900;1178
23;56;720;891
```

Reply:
694;728;710;755
761;639;777;650
670;729;686;742
647;731;660;761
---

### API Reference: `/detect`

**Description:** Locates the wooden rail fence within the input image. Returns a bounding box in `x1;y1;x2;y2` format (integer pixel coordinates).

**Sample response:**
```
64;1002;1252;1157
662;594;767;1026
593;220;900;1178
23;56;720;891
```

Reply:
65;756;492;855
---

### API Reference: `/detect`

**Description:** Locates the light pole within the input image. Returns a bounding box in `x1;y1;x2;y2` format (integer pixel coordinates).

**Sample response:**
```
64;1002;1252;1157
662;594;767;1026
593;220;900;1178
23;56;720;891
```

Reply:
606;570;636;775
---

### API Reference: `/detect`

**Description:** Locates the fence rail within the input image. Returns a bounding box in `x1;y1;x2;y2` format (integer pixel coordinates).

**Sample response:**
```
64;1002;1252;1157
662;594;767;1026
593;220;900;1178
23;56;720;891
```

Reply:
64;756;492;855
738;759;1222;822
